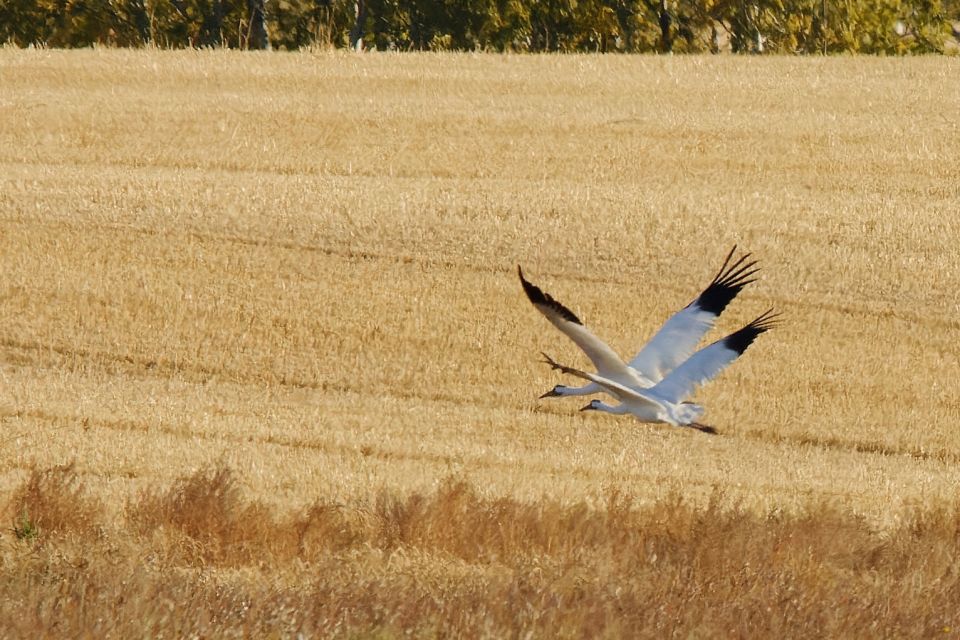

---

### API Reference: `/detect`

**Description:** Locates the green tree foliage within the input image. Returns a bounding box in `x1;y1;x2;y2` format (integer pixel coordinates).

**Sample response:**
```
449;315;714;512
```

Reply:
1;0;957;52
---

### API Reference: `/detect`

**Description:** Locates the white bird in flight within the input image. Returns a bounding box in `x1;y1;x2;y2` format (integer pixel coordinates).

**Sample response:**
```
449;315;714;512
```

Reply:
540;308;780;434
518;245;759;399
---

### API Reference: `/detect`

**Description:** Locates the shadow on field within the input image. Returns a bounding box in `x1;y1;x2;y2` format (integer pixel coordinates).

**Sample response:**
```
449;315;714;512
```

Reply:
740;428;960;464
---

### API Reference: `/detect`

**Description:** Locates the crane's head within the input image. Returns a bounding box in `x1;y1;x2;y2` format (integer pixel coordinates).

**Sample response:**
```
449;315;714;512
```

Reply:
539;385;570;399
580;399;603;412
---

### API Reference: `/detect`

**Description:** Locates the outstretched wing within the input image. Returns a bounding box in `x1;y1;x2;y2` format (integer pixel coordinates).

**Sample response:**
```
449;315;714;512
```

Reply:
540;353;662;411
519;266;650;387
627;245;759;382
649;309;780;405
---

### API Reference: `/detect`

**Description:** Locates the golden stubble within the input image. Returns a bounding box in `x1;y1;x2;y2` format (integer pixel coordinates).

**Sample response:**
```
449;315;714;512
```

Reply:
1;49;959;528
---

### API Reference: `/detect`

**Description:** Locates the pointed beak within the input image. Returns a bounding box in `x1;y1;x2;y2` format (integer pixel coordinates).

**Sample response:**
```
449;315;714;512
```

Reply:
579;403;593;412
539;388;560;399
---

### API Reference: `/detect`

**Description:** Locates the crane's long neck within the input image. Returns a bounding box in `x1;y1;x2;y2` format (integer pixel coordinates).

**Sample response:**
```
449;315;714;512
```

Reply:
593;401;630;415
556;382;603;397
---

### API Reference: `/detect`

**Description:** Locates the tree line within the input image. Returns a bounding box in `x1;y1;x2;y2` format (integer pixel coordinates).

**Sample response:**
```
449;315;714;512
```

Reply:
1;0;958;53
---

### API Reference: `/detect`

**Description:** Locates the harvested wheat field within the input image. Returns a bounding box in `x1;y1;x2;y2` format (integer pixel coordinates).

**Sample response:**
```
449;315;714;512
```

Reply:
1;49;960;636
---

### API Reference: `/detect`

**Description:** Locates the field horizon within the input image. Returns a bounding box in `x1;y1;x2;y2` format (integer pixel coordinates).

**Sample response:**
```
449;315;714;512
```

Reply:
2;49;960;635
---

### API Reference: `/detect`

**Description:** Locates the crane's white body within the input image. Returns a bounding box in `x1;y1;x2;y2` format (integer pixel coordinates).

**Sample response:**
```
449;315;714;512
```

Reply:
519;246;759;400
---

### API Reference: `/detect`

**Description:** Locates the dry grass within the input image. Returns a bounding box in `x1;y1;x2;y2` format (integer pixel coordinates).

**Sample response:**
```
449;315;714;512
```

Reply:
2;465;960;637
1;49;960;634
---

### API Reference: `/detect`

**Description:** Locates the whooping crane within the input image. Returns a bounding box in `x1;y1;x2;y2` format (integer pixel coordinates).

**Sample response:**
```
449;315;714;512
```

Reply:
518;245;758;399
540;308;780;435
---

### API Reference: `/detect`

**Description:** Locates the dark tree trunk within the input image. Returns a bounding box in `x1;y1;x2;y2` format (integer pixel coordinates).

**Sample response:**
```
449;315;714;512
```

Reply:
126;0;151;45
247;0;269;49
349;0;365;50
614;3;635;51
200;0;223;47
409;3;422;49
213;0;223;46
658;0;673;52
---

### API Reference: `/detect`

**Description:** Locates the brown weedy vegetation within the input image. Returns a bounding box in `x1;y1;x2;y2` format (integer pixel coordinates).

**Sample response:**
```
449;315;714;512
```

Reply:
1;49;960;635
2;466;960;636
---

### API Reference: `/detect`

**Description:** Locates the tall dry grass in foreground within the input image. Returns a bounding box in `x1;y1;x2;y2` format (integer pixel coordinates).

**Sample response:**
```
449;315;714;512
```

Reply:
3;464;960;637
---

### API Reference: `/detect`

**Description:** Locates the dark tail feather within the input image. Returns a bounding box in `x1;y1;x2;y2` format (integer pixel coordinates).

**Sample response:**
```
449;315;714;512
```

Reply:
689;422;718;435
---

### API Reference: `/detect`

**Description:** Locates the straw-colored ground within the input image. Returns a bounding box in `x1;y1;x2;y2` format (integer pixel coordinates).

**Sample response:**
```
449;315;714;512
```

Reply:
1;50;959;636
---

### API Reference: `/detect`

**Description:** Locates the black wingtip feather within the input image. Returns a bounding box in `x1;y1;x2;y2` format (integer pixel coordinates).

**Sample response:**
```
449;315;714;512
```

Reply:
693;246;760;316
517;266;583;326
723;308;781;355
